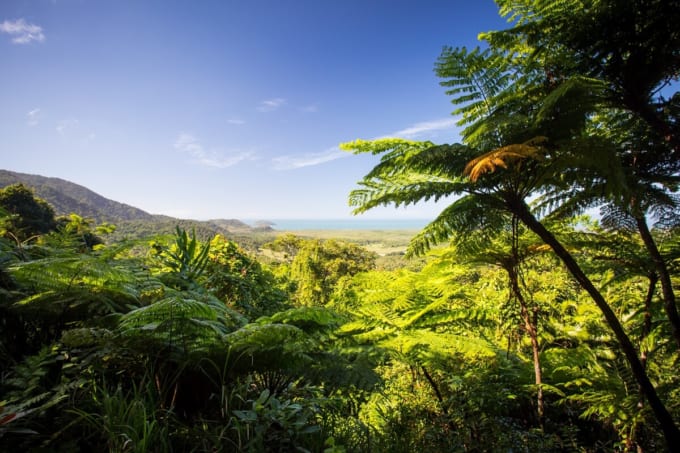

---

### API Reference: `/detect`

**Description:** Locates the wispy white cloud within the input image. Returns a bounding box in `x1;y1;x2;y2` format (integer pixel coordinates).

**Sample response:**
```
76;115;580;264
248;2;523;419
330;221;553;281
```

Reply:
300;104;318;113
0;19;45;44
390;118;458;138
270;117;457;171
82;133;96;145
257;98;286;112
174;133;255;168
56;118;79;135
26;108;41;126
272;147;347;170
227;118;245;125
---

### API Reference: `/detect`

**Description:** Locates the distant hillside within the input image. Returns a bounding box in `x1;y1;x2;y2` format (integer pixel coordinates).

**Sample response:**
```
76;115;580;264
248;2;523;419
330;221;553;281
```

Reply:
0;169;153;222
0;169;269;241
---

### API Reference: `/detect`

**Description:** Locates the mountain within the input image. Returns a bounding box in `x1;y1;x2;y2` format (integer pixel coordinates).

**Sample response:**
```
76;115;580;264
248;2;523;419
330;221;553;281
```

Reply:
0;169;154;222
0;169;268;240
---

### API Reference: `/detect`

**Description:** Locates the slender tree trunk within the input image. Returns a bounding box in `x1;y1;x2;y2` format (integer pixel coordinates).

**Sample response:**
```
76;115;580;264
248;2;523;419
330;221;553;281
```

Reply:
421;366;448;415
635;216;680;350
510;198;680;448
527;307;543;426
640;273;658;371
507;264;544;428
629;273;658;452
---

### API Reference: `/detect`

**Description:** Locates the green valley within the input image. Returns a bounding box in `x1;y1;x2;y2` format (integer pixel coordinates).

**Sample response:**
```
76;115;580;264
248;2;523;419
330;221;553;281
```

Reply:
2;1;680;451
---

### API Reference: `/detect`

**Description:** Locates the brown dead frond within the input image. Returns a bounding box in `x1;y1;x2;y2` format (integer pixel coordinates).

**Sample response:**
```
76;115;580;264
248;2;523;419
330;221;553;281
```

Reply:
464;136;547;182
527;243;552;253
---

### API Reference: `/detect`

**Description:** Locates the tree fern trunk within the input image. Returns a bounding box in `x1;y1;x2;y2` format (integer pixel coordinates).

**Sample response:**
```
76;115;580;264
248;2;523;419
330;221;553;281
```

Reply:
641;273;658;371
631;273;658;452
508;264;544;428
525;307;543;428
420;366;449;417
635;216;680;350
510;198;680;447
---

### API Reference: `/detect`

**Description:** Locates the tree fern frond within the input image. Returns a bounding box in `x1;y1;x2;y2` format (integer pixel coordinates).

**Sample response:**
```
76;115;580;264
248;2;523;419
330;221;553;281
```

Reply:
225;323;304;352
343;140;472;183
399;291;466;329
600;204;636;232
464;137;547;182
339;138;433;156
349;175;463;214
407;194;508;257
8;253;151;319
256;306;344;331
536;75;607;122
436;46;515;126
342;141;482;219
118;291;246;357
352;303;403;331
380;329;501;364
422;307;495;329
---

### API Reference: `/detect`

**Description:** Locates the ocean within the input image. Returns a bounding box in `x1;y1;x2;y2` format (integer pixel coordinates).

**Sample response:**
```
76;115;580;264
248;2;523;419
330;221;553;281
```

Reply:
246;219;430;231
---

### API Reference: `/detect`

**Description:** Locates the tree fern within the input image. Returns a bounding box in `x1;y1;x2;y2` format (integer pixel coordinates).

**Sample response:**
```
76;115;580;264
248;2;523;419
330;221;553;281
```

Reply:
119;290;246;359
407;194;508;257
223;308;380;393
9;253;149;320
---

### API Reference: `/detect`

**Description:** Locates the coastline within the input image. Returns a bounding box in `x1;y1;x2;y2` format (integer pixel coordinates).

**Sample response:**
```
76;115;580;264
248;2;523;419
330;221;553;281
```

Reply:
247;218;430;231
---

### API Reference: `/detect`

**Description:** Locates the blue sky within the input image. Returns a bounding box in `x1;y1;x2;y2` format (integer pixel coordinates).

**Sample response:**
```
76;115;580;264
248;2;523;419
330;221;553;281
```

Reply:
1;0;507;221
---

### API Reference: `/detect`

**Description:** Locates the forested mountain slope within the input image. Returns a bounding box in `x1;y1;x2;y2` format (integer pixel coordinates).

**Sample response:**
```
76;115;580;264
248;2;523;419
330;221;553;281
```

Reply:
0;169;264;239
0;169;153;222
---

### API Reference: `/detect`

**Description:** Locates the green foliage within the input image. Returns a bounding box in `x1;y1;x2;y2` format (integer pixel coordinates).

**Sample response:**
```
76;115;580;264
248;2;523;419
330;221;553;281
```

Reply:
3;199;679;452
4;1;680;450
71;380;171;453
56;213;109;250
206;235;288;317
10;253;143;316
0;226;382;451
0;183;57;241
118;290;246;359
225;307;380;394
152;227;211;289
344;0;680;447
0;169;154;223
0;342;96;450
278;236;376;306
231;388;322;452
436;45;524;149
